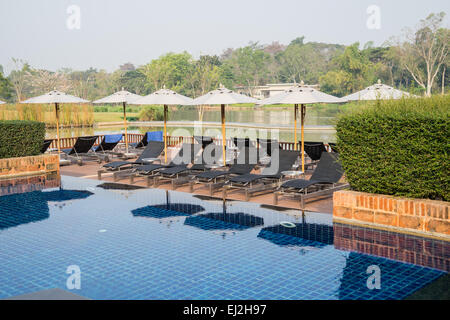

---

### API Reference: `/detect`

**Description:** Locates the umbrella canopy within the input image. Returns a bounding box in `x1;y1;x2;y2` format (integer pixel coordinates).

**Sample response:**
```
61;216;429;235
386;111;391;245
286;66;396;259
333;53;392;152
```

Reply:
133;87;193;105
93;89;142;154
92;89;142;104
190;85;258;164
258;83;344;172
21;90;89;154
0;100;5;104
132;87;193;163
258;85;345;105
21;90;89;104
342;80;413;101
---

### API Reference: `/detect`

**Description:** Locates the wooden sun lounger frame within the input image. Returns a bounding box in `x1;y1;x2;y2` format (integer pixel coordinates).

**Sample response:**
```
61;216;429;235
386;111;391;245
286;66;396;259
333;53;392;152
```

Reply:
223;176;284;201
273;182;349;209
189;173;232;196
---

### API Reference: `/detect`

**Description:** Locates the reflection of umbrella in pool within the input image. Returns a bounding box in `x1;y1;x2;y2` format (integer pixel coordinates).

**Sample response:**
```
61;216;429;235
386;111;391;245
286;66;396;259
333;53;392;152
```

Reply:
42;189;94;202
131;190;205;219
257;222;334;249
0;191;49;230
0;188;93;230
184;211;264;231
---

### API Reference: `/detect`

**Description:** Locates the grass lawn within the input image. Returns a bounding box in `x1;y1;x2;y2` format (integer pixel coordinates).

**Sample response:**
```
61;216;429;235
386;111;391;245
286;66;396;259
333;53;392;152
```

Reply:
94;112;139;123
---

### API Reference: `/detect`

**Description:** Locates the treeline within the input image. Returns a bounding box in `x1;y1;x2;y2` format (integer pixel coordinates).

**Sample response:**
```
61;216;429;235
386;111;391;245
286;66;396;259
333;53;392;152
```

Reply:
0;12;448;102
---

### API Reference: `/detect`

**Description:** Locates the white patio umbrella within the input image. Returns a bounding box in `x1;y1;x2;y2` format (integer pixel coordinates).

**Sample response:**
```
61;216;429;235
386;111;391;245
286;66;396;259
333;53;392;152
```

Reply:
342;80;413;101
21;90;89;154
190;85;257;165
93;89;142;154
132;87;193;163
258;82;345;172
0;100;5;104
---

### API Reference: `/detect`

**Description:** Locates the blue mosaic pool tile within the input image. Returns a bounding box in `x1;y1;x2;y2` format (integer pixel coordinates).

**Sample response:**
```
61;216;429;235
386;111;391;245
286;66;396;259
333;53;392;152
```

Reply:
0;176;446;300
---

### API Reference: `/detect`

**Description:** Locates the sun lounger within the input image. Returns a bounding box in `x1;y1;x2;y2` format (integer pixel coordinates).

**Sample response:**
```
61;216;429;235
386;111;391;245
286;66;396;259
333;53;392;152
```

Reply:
97;140;164;180
61;136;99;165
151;144;224;189
273;152;348;208
257;138;281;157
129;143;201;186
299;141;327;168
232;137;255;149
223;149;300;201
41;139;53;154
87;134;123;162
129;131;163;151
189;147;258;195
193;135;214;149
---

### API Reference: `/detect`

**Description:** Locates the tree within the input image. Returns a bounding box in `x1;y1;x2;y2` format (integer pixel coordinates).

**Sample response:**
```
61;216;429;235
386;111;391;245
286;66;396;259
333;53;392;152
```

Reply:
224;43;271;96
0;66;14;101
141;52;193;94
319;70;353;97
8;58;32;101
395;12;449;96
320;43;376;95
185;55;223;121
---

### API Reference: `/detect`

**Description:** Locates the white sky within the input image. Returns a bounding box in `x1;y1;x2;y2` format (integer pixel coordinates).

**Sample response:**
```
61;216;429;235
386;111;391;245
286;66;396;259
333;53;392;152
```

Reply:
0;0;449;74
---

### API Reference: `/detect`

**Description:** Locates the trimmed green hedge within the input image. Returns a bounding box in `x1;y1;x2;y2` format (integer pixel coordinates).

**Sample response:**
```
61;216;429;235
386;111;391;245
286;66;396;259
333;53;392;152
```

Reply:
0;120;46;159
336;95;450;201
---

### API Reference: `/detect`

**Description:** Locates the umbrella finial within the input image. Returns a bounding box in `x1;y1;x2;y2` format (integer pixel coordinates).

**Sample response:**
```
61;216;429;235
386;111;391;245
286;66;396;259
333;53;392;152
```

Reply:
122;87;124;91
377;79;381;84
219;83;224;89
163;84;166;89
300;80;305;86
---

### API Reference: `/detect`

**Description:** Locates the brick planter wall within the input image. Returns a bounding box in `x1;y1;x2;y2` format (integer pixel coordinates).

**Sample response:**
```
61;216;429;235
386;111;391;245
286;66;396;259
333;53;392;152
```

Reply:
0;154;59;179
333;190;450;240
334;223;449;272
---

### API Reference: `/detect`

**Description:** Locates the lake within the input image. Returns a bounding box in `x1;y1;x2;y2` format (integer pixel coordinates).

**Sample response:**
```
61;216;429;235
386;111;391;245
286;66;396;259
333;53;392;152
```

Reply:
46;105;341;143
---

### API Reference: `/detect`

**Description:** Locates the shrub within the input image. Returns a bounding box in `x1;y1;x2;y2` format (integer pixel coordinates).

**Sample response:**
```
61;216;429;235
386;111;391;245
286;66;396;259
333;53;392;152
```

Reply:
138;106;166;121
0;120;46;159
336;95;449;201
0;120;45;159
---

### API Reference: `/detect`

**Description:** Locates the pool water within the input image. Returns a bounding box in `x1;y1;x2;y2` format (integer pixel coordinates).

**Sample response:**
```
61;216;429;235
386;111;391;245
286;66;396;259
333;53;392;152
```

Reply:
0;176;447;300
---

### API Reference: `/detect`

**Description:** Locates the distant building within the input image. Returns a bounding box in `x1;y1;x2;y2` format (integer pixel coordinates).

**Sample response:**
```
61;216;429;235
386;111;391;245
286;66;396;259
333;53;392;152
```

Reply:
234;83;320;99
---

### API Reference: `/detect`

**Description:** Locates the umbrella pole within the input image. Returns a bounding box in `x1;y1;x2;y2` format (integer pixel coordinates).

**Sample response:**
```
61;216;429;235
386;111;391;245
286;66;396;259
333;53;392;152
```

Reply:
123;102;128;154
221;104;226;166
294;104;298;151
55;103;61;154
164;104;168;164
301;104;305;172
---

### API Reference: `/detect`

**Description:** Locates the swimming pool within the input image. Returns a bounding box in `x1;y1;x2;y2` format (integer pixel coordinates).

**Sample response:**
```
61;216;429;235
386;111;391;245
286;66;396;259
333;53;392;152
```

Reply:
0;175;447;300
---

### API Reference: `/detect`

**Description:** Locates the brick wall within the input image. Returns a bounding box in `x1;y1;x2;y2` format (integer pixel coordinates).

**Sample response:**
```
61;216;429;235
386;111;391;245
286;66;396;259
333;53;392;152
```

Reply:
0;154;59;178
334;223;449;272
333;190;450;239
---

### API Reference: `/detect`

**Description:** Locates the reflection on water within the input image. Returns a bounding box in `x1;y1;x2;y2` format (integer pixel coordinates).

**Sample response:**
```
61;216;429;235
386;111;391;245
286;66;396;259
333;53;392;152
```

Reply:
45;106;339;142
